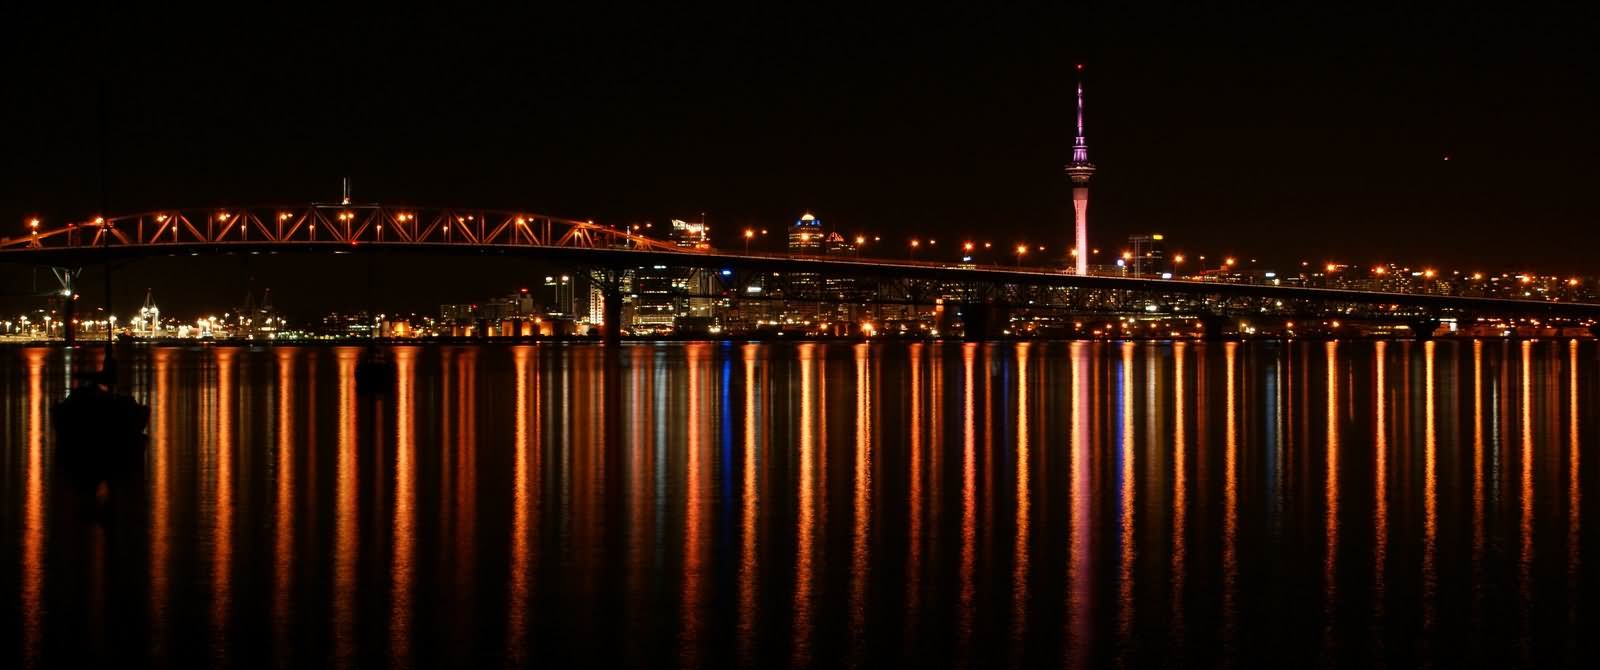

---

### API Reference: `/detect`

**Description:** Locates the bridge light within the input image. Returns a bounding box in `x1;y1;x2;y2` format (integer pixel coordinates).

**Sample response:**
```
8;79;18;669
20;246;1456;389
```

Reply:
215;213;227;222
743;229;754;239
1224;257;1236;267
963;241;974;252
910;239;919;248
1122;250;1132;260
1373;266;1386;275
28;218;40;229
1423;269;1436;278
855;236;866;245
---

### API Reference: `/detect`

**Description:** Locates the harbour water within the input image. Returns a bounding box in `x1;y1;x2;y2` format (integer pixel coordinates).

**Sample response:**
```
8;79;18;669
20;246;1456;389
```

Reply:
2;340;1596;667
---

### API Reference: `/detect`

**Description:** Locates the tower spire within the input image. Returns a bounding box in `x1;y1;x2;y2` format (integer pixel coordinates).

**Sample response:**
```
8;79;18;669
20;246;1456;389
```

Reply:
1065;63;1096;276
1072;70;1089;163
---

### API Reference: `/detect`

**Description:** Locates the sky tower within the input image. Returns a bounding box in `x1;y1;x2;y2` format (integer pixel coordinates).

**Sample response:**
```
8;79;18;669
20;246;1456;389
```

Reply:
1065;64;1096;275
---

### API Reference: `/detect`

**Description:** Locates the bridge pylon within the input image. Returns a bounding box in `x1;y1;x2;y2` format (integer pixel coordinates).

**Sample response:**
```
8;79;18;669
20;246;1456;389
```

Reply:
588;267;627;348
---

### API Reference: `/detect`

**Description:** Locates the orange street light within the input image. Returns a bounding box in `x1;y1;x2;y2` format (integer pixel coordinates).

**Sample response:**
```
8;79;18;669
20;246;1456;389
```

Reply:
963;241;974;252
1015;244;1028;266
743;228;755;253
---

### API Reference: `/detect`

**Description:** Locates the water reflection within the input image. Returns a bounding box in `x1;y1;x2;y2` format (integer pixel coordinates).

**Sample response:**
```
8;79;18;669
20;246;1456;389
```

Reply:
334;348;359;669
274;349;295;668
3;340;1597;668
791;342;818;669
22;349;46;668
211;348;235;663
1011;342;1031;666
506;346;534;665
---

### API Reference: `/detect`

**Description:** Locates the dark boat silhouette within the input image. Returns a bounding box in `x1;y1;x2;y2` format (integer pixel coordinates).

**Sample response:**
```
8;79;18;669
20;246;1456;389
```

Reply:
53;368;149;481
356;345;396;394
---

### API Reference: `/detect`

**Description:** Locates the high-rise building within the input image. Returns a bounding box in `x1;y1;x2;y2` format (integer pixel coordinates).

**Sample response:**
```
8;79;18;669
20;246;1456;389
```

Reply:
788;213;823;253
631;264;678;332
1065;64;1096;276
785;212;825;321
542;275;575;316
1128;234;1166;277
669;217;710;249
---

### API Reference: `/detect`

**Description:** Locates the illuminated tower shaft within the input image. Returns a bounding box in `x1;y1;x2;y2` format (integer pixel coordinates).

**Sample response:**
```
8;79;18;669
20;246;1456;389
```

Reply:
1065;66;1096;276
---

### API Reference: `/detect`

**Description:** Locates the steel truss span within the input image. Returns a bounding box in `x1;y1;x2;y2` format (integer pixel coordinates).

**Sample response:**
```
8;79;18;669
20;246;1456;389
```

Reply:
1;204;684;254
5;203;1600;320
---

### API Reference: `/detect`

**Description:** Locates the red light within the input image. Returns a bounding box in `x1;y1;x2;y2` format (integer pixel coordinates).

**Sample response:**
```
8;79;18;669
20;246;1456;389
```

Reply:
1076;63;1084;71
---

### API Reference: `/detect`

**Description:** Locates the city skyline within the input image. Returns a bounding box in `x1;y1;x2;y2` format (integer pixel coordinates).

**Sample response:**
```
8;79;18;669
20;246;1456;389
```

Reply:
5;4;1598;280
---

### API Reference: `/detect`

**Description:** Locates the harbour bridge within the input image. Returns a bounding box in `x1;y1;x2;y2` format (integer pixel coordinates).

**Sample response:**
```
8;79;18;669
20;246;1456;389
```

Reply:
5;203;1599;344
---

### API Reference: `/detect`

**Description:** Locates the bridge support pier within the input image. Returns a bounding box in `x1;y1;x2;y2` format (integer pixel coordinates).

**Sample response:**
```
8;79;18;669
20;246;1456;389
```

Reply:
1409;317;1440;341
1198;313;1231;341
588;267;626;348
62;292;76;347
51;267;80;347
604;288;622;348
960;303;1002;341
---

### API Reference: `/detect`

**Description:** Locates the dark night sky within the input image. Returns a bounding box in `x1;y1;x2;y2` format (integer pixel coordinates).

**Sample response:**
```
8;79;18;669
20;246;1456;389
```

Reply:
3;4;1597;315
